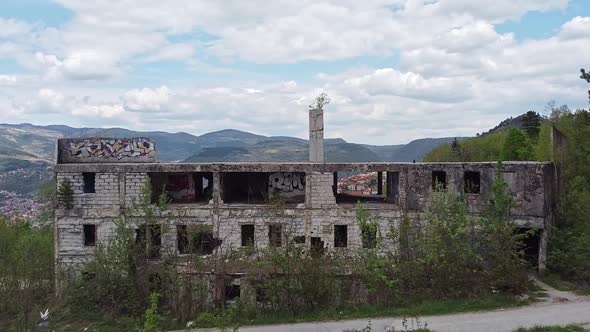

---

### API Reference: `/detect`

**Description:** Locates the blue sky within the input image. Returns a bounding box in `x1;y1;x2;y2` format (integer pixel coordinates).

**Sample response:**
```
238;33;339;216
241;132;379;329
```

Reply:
0;0;589;144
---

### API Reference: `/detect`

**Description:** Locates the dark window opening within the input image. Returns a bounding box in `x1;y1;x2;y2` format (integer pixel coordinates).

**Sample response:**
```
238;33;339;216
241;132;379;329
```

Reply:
311;237;325;256
268;224;282;247
335;171;393;204
334;225;348;248
149;273;162;293
83;224;96;246
293;235;305;244
362;227;377;249
432;171;447;191
386;171;400;204
241;224;255;247
221;172;270;204
516;228;540;268
81;270;96;281
177;225;219;255
225;284;240;304
136;224;161;259
149;172;213;204
83;172;96;193
464;171;481;194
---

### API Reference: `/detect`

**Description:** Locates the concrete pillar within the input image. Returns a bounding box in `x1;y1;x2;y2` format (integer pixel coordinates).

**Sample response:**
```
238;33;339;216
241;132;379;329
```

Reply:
538;228;548;273
212;172;222;205
377;172;383;195
309;108;324;162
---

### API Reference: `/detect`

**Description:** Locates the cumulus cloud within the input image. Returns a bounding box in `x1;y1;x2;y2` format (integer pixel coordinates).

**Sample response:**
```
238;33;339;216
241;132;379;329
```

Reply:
34;51;121;80
340;68;473;103
142;43;196;62
559;16;590;40
30;88;127;120
0;18;32;38
124;86;171;112
0;75;17;85
0;1;588;144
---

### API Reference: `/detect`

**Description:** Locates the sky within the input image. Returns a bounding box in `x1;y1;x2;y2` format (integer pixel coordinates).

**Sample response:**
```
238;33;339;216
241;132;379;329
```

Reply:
0;0;589;145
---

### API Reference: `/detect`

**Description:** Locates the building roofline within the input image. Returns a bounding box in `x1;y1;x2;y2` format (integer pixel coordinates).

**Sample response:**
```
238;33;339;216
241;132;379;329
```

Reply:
54;161;552;173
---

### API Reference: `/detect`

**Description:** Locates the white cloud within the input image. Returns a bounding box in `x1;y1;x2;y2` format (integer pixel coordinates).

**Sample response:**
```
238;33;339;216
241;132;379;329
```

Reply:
37;88;65;111
0;1;588;145
142;43;196;62
0;18;32;38
72;104;125;118
124;86;171;112
34;50;121;80
340;68;473;103
61;50;121;80
0;75;17;85
559;16;590;40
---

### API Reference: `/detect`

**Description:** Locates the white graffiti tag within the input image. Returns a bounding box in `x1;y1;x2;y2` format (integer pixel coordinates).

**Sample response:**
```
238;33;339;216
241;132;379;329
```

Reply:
268;172;305;193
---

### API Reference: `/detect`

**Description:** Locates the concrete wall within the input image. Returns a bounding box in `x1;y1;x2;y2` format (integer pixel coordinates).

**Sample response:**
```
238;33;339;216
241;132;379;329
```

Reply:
57;138;156;163
54;161;554;273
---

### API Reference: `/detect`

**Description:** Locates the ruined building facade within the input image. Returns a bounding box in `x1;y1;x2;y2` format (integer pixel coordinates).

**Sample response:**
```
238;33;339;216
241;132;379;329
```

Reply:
53;110;558;295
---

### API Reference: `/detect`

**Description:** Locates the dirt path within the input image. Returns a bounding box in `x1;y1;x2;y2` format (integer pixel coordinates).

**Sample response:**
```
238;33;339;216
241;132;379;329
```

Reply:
185;282;590;332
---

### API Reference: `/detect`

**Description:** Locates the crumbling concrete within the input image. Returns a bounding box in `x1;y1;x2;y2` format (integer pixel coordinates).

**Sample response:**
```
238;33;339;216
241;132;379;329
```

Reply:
53;110;560;305
54;160;555;273
309;108;324;162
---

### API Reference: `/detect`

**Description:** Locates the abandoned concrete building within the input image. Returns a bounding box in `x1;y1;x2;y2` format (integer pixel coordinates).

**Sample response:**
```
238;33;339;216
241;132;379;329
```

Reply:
54;108;561;304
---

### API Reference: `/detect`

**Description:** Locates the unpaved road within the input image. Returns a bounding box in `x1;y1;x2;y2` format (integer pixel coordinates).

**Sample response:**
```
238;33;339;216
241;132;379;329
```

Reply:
186;281;590;332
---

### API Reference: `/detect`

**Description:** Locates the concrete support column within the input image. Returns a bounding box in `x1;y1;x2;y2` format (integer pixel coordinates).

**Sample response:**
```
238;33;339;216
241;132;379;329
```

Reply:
309;108;324;162
212;172;222;206
538;228;548;273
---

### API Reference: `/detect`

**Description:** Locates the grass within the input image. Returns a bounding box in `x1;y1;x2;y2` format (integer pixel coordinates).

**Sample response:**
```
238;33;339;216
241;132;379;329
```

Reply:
50;294;528;331
194;294;529;328
514;325;587;332
540;273;590;295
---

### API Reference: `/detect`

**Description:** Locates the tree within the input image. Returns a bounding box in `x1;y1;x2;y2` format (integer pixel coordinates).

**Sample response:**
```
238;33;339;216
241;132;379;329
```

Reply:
450;138;464;161
309;92;330;110
57;179;74;210
581;68;590;104
502;128;533;161
521;111;541;141
0;219;54;331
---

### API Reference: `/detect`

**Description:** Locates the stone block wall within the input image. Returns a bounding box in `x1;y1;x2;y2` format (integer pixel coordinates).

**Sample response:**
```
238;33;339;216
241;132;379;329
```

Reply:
306;172;336;208
54;161;554;274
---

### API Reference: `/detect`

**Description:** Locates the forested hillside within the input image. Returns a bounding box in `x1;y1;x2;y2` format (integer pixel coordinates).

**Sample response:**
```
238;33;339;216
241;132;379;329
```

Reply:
424;111;545;162
424;106;590;289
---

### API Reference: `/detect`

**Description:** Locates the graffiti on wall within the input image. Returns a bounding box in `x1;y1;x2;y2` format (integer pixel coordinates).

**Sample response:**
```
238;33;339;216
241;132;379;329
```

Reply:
63;138;155;161
268;172;305;193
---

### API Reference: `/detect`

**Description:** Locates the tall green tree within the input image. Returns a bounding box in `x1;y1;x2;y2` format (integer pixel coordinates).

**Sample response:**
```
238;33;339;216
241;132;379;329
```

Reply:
580;68;590;104
521;111;542;141
0;219;54;331
502;128;533;161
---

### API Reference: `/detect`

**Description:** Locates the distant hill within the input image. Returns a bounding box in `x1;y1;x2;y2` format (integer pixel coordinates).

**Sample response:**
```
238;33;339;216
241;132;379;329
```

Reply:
0;122;461;195
481;111;544;136
423;111;546;162
185;139;382;162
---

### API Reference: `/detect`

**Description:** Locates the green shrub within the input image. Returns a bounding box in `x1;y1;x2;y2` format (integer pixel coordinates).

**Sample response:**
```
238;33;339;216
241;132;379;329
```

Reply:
140;292;161;332
57;178;74;210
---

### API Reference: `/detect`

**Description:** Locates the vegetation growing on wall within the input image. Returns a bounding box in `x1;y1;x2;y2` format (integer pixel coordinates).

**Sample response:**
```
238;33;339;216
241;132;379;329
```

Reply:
0;171;536;331
57;178;74;210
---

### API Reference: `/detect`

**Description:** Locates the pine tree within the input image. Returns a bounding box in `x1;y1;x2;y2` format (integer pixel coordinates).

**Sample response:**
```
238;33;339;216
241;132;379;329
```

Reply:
521;111;541;141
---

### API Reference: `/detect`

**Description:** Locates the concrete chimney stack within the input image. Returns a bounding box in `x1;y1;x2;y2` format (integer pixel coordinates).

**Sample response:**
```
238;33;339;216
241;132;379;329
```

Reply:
309;108;324;162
